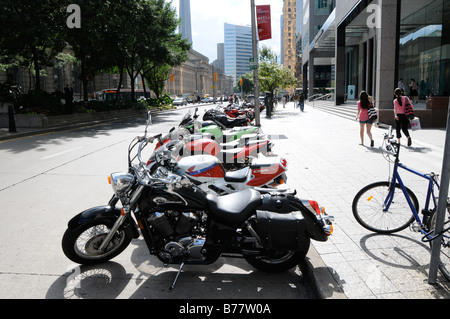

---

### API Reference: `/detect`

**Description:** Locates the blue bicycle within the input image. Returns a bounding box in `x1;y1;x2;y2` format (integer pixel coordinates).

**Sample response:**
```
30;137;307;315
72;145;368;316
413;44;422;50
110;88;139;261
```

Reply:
352;127;450;280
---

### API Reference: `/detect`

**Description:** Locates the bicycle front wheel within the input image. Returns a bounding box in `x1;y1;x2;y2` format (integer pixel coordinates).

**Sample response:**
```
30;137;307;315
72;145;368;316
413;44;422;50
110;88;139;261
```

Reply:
352;181;418;234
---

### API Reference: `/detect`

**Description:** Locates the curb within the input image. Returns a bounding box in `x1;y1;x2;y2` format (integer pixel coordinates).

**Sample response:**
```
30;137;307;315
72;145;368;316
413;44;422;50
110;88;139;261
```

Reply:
301;245;347;299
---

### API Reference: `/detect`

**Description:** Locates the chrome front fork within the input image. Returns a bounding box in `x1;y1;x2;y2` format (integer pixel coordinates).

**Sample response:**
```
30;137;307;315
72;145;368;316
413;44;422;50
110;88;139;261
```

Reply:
98;210;127;252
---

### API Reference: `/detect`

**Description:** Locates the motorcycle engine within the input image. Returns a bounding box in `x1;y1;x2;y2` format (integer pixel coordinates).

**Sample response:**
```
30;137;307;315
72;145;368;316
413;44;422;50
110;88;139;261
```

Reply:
148;211;205;263
148;211;199;237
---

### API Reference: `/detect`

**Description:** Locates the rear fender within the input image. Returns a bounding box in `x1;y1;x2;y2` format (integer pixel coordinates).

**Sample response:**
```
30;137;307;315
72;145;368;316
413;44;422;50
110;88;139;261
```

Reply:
67;205;139;239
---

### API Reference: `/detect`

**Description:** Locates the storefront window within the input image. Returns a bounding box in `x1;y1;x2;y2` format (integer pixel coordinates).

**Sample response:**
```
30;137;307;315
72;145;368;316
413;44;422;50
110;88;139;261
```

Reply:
399;0;449;98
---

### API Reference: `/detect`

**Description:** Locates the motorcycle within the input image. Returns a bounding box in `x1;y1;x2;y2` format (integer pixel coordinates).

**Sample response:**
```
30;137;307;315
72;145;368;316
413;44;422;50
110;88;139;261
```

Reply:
181;108;262;144
223;103;255;121
147;139;288;195
156;111;273;170
61;112;334;291
203;107;251;128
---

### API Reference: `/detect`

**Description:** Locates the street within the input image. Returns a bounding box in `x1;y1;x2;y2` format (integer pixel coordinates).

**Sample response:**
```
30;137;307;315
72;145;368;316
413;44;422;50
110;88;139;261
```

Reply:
0;105;316;300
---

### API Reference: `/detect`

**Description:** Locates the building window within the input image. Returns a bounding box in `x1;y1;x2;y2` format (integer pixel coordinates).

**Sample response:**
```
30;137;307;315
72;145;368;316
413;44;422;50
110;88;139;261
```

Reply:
398;0;448;97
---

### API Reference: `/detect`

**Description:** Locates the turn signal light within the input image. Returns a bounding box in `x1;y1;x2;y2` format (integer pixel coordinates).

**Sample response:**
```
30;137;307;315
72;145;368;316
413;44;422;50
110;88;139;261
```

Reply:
108;176;111;184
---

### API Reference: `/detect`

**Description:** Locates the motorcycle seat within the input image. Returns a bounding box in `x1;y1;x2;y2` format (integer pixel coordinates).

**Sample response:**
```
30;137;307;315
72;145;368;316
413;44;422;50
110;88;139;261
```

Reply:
224;167;249;183
202;121;216;127
206;189;262;227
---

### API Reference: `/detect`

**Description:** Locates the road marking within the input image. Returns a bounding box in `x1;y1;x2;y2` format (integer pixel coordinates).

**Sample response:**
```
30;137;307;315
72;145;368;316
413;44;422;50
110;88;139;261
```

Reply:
41;147;83;160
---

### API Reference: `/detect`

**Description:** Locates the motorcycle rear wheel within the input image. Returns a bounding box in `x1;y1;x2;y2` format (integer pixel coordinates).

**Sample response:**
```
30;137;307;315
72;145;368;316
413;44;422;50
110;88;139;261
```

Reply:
62;220;132;265
244;240;310;273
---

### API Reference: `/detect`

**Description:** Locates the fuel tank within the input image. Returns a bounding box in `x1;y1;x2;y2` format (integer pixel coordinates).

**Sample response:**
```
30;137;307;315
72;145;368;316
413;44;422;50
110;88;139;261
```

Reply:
178;155;226;183
140;184;208;212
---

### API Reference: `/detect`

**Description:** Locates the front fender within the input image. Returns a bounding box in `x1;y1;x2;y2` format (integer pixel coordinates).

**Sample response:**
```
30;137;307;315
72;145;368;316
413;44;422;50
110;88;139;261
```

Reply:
67;205;139;239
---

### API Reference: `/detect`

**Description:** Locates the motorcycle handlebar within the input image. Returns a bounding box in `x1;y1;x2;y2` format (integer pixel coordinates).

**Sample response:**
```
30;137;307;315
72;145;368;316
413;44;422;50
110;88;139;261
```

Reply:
134;135;185;187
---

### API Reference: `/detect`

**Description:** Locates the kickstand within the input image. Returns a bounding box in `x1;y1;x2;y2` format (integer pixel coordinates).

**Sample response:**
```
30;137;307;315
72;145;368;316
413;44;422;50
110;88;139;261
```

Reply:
168;261;185;291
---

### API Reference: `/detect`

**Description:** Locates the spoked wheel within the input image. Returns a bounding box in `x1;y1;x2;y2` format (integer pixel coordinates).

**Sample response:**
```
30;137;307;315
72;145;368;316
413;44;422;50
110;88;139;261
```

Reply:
62;220;132;265
244;239;310;273
352;182;418;234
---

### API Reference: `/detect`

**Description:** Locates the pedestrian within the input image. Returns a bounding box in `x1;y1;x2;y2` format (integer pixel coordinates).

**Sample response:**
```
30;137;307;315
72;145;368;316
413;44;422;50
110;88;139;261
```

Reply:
64;84;74;113
409;79;418;103
394;88;413;146
398;78;405;95
298;93;305;112
355;90;374;147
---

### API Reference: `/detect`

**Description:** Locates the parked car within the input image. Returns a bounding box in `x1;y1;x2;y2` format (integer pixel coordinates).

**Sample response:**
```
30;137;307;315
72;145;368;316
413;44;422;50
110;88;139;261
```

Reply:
201;97;214;103
173;97;188;106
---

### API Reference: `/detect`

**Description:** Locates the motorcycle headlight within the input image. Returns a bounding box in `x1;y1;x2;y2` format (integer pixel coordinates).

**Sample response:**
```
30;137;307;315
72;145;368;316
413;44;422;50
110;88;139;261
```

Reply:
109;173;135;196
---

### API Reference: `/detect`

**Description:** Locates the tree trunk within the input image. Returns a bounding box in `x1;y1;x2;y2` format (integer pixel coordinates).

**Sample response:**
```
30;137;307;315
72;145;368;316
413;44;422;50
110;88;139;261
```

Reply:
140;71;148;99
82;79;88;102
116;66;124;101
32;47;41;91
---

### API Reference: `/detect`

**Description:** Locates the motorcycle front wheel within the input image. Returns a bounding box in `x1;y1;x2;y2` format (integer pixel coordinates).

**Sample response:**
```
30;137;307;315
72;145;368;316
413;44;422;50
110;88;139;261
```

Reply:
244;240;310;273
62;220;132;265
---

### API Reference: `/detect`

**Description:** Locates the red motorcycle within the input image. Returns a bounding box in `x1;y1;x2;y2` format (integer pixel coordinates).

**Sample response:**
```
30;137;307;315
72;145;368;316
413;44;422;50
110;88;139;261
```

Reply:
223;104;255;121
147;139;287;196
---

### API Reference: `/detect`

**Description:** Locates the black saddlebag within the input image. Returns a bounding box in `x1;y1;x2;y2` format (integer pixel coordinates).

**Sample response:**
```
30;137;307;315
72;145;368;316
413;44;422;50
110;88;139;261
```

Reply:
254;210;310;251
252;192;330;250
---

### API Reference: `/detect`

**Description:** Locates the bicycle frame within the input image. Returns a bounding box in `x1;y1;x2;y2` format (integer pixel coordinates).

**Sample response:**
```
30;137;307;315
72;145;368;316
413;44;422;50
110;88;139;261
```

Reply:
384;143;439;238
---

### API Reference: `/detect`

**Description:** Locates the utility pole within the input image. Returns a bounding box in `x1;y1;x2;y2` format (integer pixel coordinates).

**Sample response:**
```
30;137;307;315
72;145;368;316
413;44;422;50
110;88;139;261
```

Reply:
250;0;260;127
428;100;450;284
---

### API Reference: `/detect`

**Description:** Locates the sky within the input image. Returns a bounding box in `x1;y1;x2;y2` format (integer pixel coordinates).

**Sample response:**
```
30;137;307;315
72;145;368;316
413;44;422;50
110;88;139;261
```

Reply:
167;0;283;63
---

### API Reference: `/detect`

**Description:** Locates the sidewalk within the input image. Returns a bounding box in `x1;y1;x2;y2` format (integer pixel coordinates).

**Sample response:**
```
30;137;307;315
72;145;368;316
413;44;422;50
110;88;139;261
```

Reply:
261;101;450;299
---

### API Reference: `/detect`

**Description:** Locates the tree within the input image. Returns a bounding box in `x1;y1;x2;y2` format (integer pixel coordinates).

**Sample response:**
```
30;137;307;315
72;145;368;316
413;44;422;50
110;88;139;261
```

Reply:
65;0;120;101
139;0;190;100
144;64;171;99
122;0;190;101
237;74;254;95
258;47;297;112
0;0;67;91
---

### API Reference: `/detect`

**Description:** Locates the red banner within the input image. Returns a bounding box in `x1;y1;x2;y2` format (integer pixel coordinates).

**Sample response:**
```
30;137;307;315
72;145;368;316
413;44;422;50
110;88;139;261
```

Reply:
256;5;271;41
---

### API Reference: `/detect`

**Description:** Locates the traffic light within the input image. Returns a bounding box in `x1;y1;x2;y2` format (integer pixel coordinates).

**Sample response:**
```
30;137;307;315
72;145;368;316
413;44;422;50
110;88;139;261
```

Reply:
240;79;243;86
213;72;217;82
170;74;174;82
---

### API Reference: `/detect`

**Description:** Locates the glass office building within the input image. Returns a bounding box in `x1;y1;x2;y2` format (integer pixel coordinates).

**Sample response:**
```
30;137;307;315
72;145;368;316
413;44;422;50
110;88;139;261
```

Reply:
224;23;253;86
399;0;449;98
303;0;449;127
179;0;192;45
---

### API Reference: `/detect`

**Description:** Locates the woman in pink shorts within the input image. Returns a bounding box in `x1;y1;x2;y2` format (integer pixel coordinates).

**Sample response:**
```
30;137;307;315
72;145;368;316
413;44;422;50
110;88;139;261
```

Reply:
356;91;374;147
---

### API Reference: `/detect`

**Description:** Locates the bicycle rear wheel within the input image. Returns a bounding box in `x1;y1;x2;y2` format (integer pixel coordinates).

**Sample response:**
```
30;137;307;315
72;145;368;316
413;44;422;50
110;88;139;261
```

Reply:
352;181;418;234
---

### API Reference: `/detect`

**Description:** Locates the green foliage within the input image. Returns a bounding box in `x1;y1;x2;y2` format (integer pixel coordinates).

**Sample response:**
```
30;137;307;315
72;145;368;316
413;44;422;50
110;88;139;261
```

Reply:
144;93;174;109
18;90;64;115
0;0;67;90
258;47;297;95
0;0;190;108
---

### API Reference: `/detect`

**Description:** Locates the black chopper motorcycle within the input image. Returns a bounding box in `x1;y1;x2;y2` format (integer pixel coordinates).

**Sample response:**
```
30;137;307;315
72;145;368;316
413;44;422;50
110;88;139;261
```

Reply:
61;112;333;290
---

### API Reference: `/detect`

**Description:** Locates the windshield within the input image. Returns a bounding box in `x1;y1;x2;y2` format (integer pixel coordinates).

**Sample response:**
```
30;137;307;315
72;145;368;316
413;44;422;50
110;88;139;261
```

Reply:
179;110;192;126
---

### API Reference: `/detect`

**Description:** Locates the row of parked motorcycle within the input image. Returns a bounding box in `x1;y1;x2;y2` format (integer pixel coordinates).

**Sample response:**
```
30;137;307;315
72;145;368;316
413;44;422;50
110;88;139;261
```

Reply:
61;104;334;291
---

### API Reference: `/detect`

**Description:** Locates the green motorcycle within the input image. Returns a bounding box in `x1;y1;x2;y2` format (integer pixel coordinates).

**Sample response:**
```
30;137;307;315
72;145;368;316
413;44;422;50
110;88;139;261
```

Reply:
182;108;263;144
